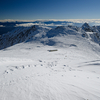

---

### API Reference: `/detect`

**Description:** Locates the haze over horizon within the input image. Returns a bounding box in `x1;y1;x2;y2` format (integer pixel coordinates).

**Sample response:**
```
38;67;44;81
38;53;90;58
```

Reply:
1;0;100;21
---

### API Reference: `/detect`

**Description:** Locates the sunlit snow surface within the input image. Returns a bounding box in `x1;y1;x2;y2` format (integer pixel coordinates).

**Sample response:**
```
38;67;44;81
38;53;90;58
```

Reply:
0;26;100;100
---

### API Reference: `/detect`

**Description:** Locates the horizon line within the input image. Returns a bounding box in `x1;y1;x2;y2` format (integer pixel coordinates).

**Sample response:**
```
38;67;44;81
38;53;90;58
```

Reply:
0;19;100;23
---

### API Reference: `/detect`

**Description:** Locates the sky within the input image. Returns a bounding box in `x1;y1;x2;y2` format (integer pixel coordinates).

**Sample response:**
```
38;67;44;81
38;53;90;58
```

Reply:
0;0;100;21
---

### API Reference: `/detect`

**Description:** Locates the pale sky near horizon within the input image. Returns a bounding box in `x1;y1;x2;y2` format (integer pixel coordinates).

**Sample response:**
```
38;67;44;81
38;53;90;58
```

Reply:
0;0;100;20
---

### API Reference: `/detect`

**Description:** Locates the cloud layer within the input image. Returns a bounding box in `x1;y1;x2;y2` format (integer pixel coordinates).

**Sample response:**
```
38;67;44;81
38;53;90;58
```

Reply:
1;19;100;27
0;25;5;27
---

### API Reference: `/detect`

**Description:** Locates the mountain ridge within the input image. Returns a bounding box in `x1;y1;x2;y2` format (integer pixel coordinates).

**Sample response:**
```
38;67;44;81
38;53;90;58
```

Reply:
0;23;100;50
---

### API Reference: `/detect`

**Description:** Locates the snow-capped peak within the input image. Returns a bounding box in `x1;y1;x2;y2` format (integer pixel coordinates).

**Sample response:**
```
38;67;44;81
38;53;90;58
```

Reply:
82;23;93;32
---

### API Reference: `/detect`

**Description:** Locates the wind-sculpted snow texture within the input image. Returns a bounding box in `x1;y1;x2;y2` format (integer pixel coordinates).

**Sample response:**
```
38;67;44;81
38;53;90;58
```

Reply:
0;23;100;100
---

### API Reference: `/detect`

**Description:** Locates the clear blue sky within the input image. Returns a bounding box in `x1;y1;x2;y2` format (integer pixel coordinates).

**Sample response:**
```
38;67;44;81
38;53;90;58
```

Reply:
0;0;100;20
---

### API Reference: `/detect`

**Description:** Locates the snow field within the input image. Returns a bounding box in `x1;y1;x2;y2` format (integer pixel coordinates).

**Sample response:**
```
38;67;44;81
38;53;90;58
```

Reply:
0;42;100;100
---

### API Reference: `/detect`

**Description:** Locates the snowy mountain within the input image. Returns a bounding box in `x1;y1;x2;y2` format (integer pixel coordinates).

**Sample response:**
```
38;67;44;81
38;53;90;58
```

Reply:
0;25;50;49
0;23;100;50
0;23;100;100
82;22;93;32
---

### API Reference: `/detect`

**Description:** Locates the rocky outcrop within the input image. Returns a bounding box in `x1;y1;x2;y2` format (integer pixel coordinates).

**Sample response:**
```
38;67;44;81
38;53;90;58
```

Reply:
82;23;93;32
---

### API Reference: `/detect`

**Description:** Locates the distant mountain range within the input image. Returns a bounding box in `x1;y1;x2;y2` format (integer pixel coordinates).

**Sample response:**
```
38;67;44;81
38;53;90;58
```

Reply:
0;22;100;50
0;21;84;35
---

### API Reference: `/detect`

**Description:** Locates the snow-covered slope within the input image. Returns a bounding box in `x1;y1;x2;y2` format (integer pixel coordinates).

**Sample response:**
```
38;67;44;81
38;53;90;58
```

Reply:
0;23;100;49
0;24;100;100
0;25;51;49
